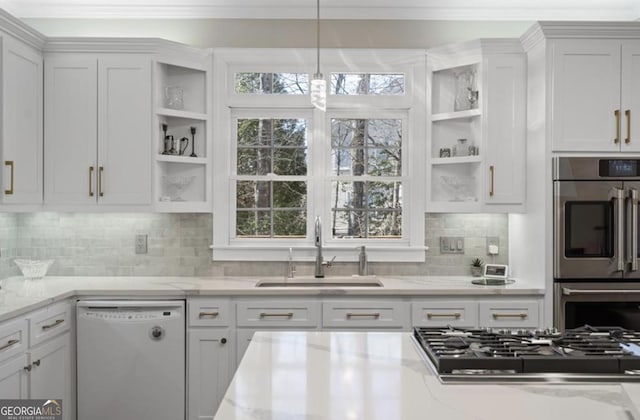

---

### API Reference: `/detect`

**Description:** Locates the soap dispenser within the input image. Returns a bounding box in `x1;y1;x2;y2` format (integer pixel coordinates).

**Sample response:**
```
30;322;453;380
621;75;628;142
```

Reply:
358;246;368;276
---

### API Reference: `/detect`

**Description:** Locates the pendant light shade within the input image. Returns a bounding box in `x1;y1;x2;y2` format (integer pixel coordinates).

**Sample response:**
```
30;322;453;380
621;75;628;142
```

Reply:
310;0;326;111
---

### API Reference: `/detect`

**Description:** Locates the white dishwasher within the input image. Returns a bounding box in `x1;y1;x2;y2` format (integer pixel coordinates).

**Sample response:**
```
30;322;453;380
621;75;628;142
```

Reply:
76;300;185;420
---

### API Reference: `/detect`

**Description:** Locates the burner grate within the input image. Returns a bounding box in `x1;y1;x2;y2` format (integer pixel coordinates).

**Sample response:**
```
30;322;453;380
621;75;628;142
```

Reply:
413;326;640;374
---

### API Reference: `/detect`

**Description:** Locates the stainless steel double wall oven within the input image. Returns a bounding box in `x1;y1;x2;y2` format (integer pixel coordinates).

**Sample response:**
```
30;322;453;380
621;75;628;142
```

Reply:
554;157;640;330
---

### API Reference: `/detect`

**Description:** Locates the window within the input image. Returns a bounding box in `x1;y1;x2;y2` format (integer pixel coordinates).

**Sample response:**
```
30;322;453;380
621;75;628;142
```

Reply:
213;49;425;261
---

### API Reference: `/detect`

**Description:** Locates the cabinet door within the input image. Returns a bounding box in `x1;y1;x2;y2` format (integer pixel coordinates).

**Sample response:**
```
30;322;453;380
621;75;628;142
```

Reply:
621;41;640;152
1;36;43;204
44;56;98;205
0;354;28;398
28;333;72;420
188;328;232;420
551;40;621;152
97;57;151;206
484;54;525;205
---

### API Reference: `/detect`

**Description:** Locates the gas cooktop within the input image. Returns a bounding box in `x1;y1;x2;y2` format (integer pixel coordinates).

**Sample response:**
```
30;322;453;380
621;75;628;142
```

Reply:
412;326;640;383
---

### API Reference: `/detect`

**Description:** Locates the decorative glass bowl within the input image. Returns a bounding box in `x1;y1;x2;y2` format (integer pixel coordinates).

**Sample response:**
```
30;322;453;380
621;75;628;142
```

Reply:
162;175;195;201
14;259;54;280
440;175;476;202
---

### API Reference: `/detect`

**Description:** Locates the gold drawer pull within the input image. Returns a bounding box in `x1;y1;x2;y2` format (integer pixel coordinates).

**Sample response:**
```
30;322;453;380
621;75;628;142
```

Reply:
427;312;461;319
489;165;495;197
199;311;219;318
346;313;380;319
42;319;64;330
492;313;527;320
260;312;294;318
98;166;104;197
626;109;632;144
0;339;19;351
615;109;621;144
89;166;94;197
4;160;13;195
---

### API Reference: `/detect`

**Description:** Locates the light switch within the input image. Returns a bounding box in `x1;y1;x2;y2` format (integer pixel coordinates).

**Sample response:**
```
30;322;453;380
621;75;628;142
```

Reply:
440;236;464;254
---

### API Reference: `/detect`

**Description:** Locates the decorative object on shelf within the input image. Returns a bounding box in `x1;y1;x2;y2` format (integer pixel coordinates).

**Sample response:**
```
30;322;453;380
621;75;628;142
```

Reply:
190;126;197;157
162;175;195;201
14;259;54;280
440;175;476;202
454;68;477;112
179;137;189;155
164;86;184;110
468;145;479;156
310;0;326;111
470;257;483;277
456;138;468;156
439;148;451;158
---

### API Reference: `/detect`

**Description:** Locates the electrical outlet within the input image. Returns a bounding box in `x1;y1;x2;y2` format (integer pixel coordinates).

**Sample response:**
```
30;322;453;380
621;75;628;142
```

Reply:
135;234;148;254
486;236;499;255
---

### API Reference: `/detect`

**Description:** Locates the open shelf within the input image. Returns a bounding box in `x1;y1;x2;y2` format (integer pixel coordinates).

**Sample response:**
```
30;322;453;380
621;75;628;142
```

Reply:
156;155;207;165
431;156;482;165
432;109;481;122
156;107;207;121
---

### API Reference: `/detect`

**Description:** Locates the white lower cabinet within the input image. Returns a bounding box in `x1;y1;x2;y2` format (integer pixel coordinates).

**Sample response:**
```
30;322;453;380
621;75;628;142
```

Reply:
0;301;73;420
322;300;410;330
187;298;234;420
412;299;477;328
478;300;541;329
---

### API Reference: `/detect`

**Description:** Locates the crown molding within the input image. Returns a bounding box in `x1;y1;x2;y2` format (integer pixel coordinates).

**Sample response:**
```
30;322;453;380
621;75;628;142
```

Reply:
0;7;45;49
42;37;211;56
520;21;640;52
5;0;640;21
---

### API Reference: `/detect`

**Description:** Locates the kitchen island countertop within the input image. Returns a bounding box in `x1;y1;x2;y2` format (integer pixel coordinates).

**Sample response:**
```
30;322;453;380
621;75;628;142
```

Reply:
0;275;543;322
215;330;638;420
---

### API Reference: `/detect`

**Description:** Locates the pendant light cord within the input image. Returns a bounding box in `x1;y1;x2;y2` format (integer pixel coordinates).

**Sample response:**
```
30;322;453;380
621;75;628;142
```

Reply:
315;0;321;77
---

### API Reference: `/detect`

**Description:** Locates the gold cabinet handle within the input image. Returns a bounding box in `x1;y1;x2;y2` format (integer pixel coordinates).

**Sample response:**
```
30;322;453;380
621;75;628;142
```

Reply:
426;312;461;319
42;319;64;330
259;312;294;318
615;109;621;144
626;109;631;144
199;311;219;318
346;312;381;319
489;165;495;197
98;166;104;197
492;313;527;320
4;160;13;195
0;339;19;351
89;166;94;197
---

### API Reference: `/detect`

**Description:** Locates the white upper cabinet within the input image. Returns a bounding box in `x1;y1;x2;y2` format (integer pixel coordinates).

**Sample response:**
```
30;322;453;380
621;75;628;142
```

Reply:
44;54;152;208
484;54;526;205
427;40;526;213
0;35;43;205
551;39;640;152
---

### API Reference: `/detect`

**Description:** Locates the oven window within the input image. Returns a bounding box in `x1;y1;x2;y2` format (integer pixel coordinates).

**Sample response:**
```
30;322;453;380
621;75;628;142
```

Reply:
565;302;640;330
565;202;613;257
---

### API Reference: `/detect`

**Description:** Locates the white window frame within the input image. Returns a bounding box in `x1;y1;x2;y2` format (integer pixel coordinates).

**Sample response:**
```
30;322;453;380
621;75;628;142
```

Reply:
212;48;425;262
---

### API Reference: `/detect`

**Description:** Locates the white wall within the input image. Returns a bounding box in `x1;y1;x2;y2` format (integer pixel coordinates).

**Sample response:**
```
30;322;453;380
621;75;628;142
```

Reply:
24;18;533;48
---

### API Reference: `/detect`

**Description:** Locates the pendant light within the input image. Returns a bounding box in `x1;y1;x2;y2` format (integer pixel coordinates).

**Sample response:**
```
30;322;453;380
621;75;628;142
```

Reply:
310;0;326;111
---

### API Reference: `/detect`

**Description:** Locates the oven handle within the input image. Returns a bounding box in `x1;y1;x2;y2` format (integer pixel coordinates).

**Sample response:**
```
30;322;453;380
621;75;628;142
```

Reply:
615;188;625;272
629;188;638;272
562;287;640;296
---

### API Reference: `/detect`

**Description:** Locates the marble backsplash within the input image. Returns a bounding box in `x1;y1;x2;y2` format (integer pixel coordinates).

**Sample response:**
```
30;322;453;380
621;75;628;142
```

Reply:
0;213;508;278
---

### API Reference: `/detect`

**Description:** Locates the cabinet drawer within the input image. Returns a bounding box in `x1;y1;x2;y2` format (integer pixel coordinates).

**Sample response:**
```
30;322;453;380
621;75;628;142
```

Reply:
0;317;28;363
322;300;409;329
412;300;477;328
188;298;231;327
29;301;71;347
236;301;320;328
478;300;540;328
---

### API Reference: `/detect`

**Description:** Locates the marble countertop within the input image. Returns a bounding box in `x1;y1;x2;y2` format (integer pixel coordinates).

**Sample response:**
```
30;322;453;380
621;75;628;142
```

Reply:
215;331;638;420
0;275;544;322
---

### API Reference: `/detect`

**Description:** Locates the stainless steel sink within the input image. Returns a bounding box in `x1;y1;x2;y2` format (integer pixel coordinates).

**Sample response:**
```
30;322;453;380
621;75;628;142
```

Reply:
255;277;383;287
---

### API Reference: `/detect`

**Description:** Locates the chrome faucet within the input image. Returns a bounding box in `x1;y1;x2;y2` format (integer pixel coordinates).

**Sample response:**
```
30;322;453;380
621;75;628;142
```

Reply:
314;216;334;278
